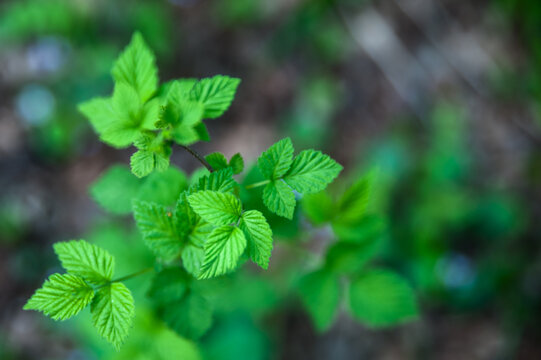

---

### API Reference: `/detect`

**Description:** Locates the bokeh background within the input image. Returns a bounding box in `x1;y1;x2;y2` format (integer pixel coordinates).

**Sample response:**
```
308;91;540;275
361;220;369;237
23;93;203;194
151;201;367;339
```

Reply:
1;0;541;359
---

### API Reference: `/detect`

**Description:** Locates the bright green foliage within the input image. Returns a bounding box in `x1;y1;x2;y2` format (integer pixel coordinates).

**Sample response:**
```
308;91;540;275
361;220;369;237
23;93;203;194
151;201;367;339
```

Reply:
23;274;94;321
258;138;294;179
257;138;342;218
190;75;241;119
193;167;237;193
199;226;247;279
162;292;213;339
131;132;171;178
298;270;341;331
80;33;241;178
284;149;342;194
188;191;242;226
240;210;273;269
53;240;114;285
132;200;182;260
263;180;296;219
348;270;418;327
91;283;135;350
79;83;159;149
111;32;158;102
90;165;187;215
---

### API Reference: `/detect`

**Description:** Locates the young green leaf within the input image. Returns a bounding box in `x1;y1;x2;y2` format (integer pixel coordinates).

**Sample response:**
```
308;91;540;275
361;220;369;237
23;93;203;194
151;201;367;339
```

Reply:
190;75;241;119
348;270;418;327
240;210;273;269
111;32;158;102
205;152;229;171
262;181;296;219
53;240;114;285
23;274;94;321
325;237;382;274
298;270;341;331
198;226;247;279
229;153;244;174
91;283;135;350
257;138;294;180
132;200;182;260
161;292;212;339
284;149;342;194
188;190;242;226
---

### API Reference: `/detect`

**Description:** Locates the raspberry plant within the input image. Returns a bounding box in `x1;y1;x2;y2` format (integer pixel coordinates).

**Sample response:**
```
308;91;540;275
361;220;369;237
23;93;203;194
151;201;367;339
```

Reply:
24;33;419;351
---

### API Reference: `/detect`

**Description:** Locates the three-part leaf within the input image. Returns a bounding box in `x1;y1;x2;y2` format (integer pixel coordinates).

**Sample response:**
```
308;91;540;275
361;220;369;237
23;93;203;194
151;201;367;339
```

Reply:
23;274;94;321
256;138;342;219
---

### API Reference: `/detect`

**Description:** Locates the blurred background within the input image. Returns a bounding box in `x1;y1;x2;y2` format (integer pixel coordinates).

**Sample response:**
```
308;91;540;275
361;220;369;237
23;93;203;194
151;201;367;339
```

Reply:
1;0;541;359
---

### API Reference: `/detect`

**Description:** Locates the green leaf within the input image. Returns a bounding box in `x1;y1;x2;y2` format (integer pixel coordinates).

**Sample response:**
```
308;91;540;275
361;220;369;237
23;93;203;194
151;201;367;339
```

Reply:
111;32;158;102
188;190;242;226
190;75;241;119
198;226;247;279
205;152;229;171
91;283;135;350
79;84;158;148
159;79;197;105
90;165;141;215
262;181;296;219
240;210;273;269
298;270;340;331
132;200;182;260
182;243;205;277
284;149;342;194
334;171;376;225
23;274;94;321
147;267;190;305
161;292;212;339
53;240;114;285
302;191;336;225
130;132;172;178
194;168;236;193
257;138;294;180
229;153;244;174
348;270;418;327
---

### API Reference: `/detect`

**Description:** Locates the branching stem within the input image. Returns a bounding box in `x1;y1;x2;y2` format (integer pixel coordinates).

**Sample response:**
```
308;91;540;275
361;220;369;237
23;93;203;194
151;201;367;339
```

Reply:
179;144;214;172
94;267;154;290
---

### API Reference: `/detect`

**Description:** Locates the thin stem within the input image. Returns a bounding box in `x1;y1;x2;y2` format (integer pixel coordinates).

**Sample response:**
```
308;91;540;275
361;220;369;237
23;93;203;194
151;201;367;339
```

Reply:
245;179;270;189
94;267;154;290
179;144;214;172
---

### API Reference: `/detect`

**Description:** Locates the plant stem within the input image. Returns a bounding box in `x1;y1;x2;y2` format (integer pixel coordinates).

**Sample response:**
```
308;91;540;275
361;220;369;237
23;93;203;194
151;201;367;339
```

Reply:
94;267;154;290
245;179;270;189
179;144;214;172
